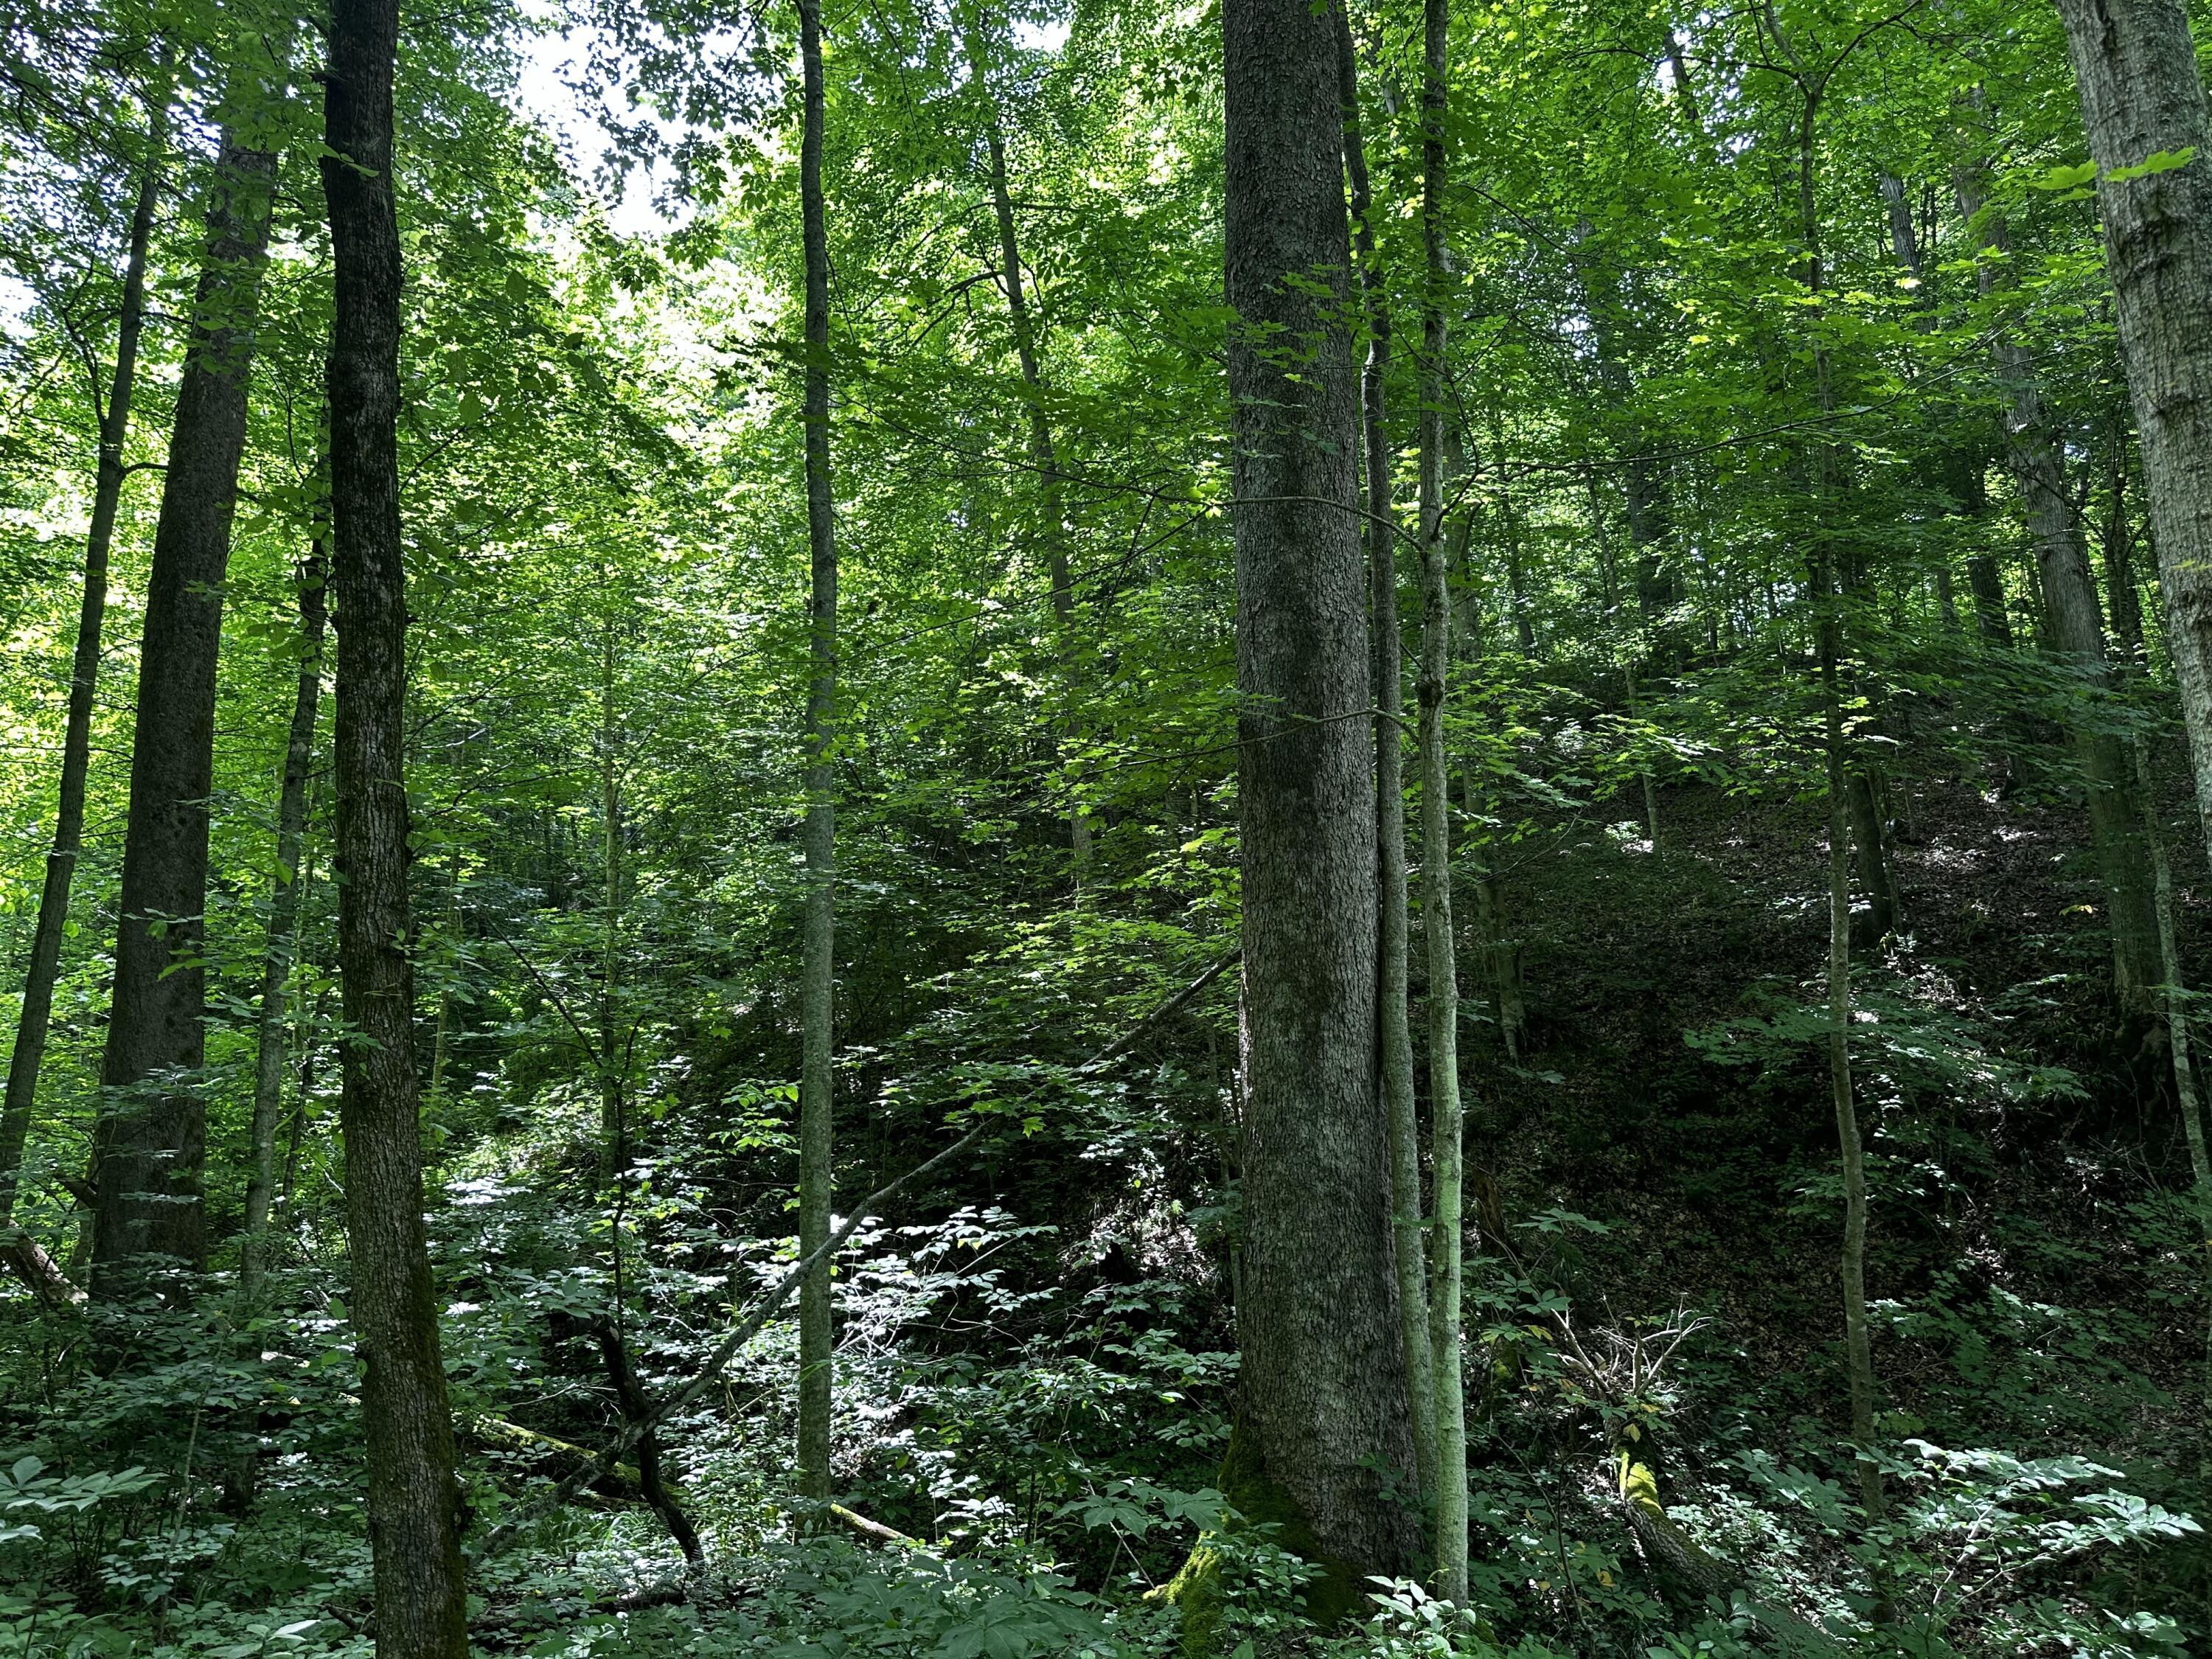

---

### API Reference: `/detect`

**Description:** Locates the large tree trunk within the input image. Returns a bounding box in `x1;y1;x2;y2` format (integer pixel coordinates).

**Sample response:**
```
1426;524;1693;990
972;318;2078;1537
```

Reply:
2055;0;2212;869
796;0;839;1510
0;136;164;1306
1955;164;2163;1018
1334;0;1435;1508
323;0;470;1644
1220;0;1421;1604
1415;0;1468;1605
238;545;327;1301
92;88;285;1294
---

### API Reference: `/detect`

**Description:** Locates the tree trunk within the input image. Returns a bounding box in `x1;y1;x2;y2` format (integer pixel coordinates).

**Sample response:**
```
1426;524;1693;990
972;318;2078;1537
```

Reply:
1416;0;1467;1605
0;134;164;1306
323;0;470;1642
797;0;839;1511
1955;163;2163;1018
2055;0;2212;869
238;545;327;1301
2101;411;2149;665
599;619;625;1175
967;16;1091;886
1335;1;1435;1508
2135;739;2212;1481
1220;0;1421;1601
93;86;285;1294
1772;10;1891;1563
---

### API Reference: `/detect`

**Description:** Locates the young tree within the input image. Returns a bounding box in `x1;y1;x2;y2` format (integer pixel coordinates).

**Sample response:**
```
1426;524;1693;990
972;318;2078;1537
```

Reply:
1414;0;1469;1603
323;0;469;1642
0;108;164;1304
1220;0;1421;1603
1334;0;1434;1507
796;0;839;1512
238;543;326;1300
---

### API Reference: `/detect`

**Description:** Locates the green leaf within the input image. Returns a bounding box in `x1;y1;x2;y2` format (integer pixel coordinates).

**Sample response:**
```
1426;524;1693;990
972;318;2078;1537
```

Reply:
2029;161;2098;191
2108;145;2198;183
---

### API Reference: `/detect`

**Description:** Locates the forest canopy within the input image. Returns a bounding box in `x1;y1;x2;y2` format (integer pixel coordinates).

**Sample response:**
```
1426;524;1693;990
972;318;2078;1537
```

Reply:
4;0;2212;1655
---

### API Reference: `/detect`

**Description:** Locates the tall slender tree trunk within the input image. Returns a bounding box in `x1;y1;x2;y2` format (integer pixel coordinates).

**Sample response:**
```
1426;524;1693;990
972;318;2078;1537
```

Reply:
1335;0;1435;1508
2101;411;2149;666
1770;10;1890;1558
1415;0;1467;1602
0;131;164;1306
2055;0;2212;870
599;619;625;1175
238;545;327;1301
1218;0;1420;1603
2135;741;2212;1481
967;16;1090;886
1953;165;2163;1018
1818;578;1887;1534
796;0;840;1511
322;0;470;1642
94;60;288;1293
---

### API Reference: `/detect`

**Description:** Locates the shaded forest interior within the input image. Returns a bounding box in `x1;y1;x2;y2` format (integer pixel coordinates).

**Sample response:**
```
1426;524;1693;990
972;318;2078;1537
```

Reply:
5;0;2212;1655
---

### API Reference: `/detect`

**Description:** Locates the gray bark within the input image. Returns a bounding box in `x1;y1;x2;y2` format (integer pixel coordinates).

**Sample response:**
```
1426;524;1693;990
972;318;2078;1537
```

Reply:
2055;0;2212;869
1223;0;1421;1591
797;0;839;1509
1335;0;1435;1505
1416;0;1467;1604
1955;164;2163;1016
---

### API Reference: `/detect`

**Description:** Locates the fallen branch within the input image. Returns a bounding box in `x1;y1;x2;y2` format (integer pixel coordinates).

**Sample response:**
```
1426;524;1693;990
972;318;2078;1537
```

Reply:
463;1415;640;1495
476;948;1236;1558
1;1229;85;1307
588;1315;704;1566
828;1503;920;1547
477;1117;987;1555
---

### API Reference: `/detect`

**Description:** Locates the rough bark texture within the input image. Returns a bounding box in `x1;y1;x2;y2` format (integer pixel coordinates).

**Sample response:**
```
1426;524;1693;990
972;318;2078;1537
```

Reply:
238;547;327;1299
323;0;471;1642
1954;165;2161;1015
1416;0;1467;1604
92;109;282;1293
2056;0;2212;869
797;0;839;1509
0;145;162;1304
1335;0;1434;1506
1221;0;1420;1601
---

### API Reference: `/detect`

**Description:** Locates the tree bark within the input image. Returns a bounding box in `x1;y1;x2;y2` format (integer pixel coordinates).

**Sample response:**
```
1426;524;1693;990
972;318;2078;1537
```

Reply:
1955;163;2163;1017
1335;0;1435;1509
1770;3;1890;1558
2055;0;2212;869
797;0;839;1511
1221;0;1420;1599
323;0;470;1642
93;80;285;1293
238;545;327;1300
1415;0;1467;1606
0;133;164;1305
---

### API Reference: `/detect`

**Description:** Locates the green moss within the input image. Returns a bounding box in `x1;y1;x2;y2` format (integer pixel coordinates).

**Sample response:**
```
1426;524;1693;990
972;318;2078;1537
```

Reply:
1153;1422;1375;1655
